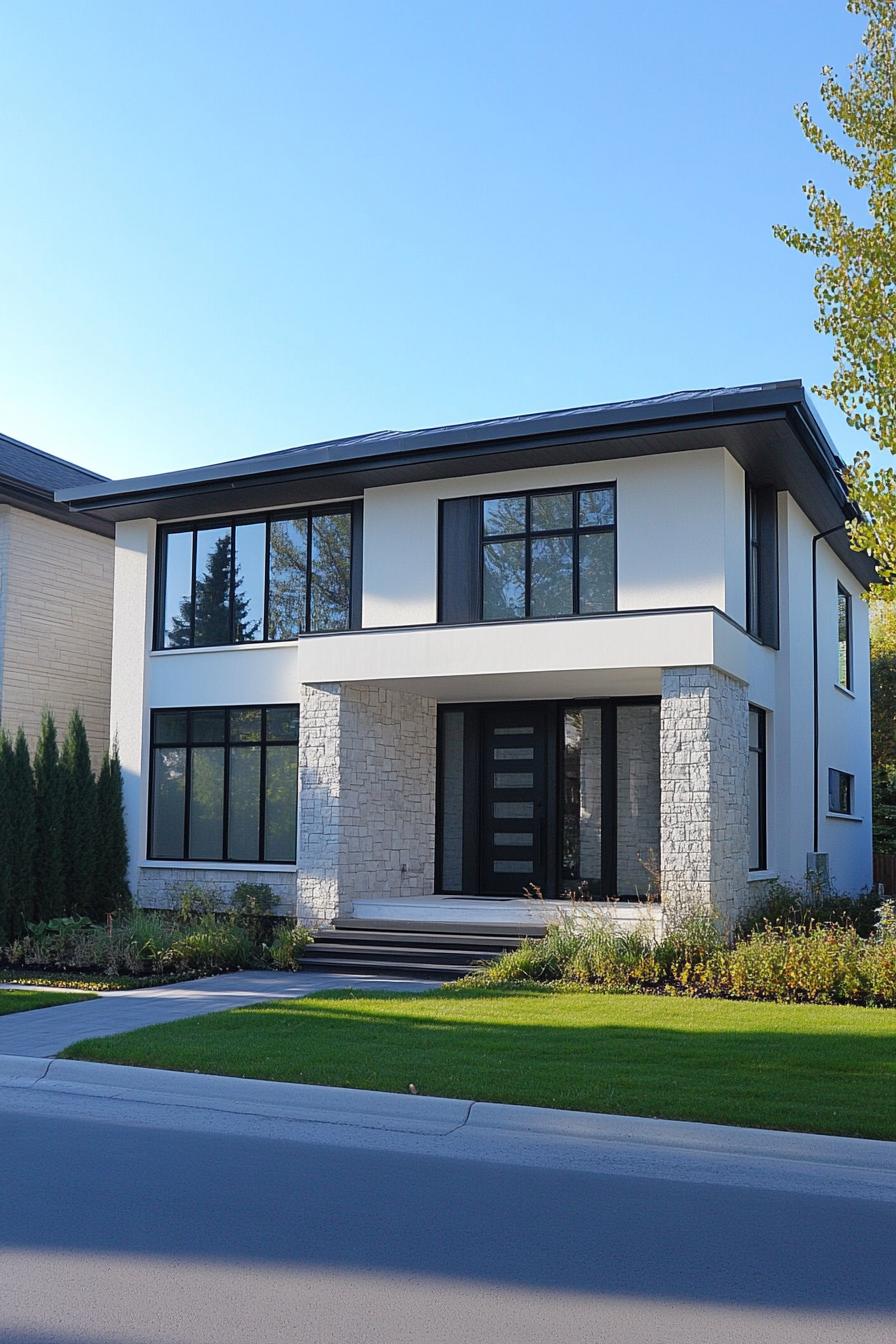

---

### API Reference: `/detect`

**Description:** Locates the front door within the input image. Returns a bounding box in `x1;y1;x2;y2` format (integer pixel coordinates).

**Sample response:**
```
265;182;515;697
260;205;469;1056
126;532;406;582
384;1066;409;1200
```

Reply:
479;705;549;896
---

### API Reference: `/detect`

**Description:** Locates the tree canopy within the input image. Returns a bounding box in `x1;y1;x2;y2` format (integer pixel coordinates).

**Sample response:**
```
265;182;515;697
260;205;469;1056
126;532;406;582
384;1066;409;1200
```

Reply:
774;0;896;593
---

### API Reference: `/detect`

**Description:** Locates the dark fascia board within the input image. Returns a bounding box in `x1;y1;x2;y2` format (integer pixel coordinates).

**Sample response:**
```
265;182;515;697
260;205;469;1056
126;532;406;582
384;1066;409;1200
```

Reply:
54;379;875;586
0;476;114;538
57;381;806;510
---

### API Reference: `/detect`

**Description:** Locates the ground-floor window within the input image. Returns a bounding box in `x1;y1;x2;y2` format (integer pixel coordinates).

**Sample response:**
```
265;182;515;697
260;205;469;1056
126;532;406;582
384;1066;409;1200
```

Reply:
748;705;767;870
436;698;660;899
149;706;300;863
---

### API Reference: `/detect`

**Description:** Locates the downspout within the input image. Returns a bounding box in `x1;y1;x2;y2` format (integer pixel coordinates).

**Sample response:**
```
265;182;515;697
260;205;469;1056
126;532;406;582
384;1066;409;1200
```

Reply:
811;522;846;852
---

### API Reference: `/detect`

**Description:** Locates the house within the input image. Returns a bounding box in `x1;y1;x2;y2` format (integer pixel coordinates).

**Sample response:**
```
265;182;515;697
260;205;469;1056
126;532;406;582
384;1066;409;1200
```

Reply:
1;432;114;764
57;381;873;937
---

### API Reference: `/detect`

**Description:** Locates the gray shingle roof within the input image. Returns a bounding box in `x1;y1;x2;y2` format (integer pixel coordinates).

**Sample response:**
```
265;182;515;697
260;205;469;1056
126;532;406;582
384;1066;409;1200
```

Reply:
0;430;106;494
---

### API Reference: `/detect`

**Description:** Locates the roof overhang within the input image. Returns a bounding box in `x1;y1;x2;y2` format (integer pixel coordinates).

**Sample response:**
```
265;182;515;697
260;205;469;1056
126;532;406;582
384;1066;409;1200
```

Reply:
0;476;113;538
55;380;877;587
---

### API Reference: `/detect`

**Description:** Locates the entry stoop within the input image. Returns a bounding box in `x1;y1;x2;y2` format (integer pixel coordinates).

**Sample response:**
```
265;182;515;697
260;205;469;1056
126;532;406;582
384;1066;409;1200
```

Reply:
301;920;545;981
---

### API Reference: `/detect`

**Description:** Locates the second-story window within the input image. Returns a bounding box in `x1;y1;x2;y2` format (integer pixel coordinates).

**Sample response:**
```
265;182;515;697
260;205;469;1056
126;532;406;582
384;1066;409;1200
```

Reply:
480;485;616;621
156;506;355;649
837;583;852;690
745;481;778;646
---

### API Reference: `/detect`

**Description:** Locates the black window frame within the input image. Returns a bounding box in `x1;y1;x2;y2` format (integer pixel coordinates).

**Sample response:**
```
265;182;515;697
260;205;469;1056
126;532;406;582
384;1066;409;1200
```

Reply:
435;694;658;899
828;767;854;817
154;502;360;650
148;704;300;864
837;583;852;690
478;482;617;622
748;705;767;872
744;480;779;647
746;484;761;637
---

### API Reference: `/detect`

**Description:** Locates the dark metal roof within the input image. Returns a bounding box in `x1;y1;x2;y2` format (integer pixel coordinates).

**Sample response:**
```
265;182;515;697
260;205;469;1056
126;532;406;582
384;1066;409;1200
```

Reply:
0;431;112;537
55;380;876;584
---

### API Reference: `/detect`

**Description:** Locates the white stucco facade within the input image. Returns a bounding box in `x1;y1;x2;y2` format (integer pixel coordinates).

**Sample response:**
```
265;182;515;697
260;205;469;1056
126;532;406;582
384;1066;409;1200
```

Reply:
104;429;873;925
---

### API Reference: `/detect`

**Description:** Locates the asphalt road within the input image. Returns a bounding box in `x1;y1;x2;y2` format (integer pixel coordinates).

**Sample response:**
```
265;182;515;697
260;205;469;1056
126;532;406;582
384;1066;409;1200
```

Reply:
2;1092;894;1344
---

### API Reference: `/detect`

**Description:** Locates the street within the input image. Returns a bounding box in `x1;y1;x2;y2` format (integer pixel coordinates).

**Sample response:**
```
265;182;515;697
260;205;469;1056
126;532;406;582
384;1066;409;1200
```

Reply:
2;1085;894;1344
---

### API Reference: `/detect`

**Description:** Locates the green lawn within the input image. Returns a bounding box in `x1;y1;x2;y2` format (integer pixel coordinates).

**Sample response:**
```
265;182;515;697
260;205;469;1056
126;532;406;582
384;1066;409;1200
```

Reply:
0;988;96;1015
60;987;896;1139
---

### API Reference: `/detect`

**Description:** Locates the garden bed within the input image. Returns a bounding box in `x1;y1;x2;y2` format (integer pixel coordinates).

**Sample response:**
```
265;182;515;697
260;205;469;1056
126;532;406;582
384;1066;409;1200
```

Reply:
0;969;204;992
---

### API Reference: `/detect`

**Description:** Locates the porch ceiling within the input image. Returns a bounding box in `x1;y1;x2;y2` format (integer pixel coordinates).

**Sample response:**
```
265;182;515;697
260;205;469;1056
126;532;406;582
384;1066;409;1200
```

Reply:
339;667;661;701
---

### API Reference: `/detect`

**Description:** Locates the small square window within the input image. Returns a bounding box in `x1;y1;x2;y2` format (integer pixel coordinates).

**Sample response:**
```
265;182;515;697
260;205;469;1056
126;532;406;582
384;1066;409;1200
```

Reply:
265;707;300;742
828;768;854;816
578;487;615;528
230;707;263;742
483;496;526;536
153;711;188;745
530;492;572;532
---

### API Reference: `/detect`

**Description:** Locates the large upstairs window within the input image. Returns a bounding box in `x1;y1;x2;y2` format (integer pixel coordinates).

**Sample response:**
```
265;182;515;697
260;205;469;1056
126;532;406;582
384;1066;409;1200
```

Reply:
155;505;357;649
480;484;616;621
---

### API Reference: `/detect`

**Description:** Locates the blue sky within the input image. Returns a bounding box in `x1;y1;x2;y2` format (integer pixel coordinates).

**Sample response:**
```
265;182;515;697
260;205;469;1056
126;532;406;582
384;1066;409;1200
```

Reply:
0;0;874;479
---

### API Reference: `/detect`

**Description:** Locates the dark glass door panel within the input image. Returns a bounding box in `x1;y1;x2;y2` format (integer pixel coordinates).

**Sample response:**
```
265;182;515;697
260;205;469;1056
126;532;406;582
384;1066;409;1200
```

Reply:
480;707;548;895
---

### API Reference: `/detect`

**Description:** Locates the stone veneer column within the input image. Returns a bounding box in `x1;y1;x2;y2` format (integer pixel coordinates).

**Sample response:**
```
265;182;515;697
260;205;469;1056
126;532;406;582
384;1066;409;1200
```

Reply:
660;666;749;923
297;682;438;925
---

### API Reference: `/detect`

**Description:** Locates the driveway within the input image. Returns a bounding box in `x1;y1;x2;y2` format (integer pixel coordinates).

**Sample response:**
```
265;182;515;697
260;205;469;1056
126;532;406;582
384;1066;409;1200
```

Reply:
0;971;437;1057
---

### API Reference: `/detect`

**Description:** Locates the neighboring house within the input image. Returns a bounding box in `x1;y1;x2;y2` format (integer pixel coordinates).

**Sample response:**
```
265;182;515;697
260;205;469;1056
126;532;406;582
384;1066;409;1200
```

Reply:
58;381;874;933
1;432;114;765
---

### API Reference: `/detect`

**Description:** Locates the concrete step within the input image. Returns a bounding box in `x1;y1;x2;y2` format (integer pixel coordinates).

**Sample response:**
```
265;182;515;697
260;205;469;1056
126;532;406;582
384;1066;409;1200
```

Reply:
332;918;546;939
300;954;473;980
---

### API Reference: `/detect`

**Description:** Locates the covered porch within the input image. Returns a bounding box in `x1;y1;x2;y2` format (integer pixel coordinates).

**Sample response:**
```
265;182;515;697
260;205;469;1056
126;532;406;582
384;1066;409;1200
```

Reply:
295;662;750;930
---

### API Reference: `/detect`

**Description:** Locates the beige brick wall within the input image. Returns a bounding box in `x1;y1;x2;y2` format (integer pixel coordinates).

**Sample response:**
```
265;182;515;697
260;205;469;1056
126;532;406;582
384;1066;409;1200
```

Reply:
0;506;114;767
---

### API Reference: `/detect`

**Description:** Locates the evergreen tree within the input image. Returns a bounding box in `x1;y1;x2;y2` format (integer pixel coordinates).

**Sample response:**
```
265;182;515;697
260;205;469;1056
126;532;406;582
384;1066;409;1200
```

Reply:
0;731;14;943
7;729;37;933
166;534;259;647
95;743;131;913
60;709;97;918
33;711;65;920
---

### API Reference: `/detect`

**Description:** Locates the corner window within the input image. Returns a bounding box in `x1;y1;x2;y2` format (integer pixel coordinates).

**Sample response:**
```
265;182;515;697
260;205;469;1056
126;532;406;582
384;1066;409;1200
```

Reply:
828;768;854;816
156;506;355;649
745;482;778;645
837;584;852;690
480;484;616;621
149;706;299;862
748;705;767;871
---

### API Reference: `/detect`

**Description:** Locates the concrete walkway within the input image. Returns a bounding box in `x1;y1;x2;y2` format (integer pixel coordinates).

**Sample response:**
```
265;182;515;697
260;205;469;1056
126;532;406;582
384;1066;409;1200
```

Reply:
0;970;437;1057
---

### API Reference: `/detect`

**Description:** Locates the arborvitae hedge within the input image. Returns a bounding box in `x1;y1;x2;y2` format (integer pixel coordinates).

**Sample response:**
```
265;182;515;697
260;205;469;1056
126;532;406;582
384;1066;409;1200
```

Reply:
33;711;66;920
2;710;130;932
8;729;36;932
61;710;98;918
96;745;131;915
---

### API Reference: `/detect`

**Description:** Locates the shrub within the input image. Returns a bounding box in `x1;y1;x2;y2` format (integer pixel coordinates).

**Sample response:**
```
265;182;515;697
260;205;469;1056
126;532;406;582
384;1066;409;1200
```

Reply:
465;909;896;1007
171;881;220;923
230;882;278;939
269;923;313;970
735;879;881;938
160;918;258;974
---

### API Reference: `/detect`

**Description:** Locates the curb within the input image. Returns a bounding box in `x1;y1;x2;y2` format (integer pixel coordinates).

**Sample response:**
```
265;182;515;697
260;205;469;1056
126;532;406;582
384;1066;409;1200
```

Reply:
2;1052;896;1177
0;1054;471;1135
